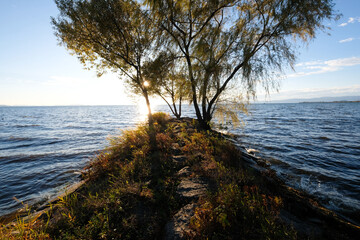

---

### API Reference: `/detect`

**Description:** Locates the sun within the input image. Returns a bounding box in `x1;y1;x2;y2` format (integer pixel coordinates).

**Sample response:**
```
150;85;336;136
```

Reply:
143;80;150;87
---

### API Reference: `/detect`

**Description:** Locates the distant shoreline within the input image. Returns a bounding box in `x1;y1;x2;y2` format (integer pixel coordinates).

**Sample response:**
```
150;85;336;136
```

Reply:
299;100;360;103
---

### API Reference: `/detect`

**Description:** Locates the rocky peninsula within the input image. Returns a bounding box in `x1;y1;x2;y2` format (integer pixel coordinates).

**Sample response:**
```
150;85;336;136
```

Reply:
1;113;359;239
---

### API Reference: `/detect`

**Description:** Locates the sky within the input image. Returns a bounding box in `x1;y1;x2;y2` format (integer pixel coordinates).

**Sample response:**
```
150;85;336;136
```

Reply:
0;0;359;106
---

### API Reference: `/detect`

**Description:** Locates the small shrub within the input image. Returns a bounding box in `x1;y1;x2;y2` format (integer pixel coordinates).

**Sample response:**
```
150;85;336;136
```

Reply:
151;112;170;127
182;132;214;162
0;201;50;240
189;184;296;239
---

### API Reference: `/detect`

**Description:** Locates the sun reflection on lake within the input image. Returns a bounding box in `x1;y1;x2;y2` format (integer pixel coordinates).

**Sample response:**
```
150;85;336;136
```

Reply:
136;103;155;122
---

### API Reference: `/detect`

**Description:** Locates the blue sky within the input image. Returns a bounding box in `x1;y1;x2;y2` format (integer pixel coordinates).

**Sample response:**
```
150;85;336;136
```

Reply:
0;0;359;106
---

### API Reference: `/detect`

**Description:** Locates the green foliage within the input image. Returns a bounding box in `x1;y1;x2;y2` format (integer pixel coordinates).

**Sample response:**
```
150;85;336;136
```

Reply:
151;112;171;129
0;200;50;240
189;184;296;239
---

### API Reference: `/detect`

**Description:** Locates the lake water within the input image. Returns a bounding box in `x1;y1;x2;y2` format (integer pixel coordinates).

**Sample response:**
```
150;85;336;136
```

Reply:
0;103;359;224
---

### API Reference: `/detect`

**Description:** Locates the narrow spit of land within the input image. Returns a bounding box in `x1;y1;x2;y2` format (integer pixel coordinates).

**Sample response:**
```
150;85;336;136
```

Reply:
1;113;359;239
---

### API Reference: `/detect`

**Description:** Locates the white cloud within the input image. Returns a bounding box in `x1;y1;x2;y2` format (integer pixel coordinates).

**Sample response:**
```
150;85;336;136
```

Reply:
289;57;360;78
349;17;359;23
260;85;360;101
295;60;323;67
339;17;360;27
339;37;355;43
325;57;360;67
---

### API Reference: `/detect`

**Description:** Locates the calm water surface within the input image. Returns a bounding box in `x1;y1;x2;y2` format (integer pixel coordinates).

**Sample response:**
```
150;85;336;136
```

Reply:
0;103;359;223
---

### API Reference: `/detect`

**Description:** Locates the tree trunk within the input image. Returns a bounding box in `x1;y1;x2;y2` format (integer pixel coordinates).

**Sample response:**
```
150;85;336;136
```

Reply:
184;49;203;123
143;89;153;125
198;110;212;130
143;89;158;150
178;96;182;119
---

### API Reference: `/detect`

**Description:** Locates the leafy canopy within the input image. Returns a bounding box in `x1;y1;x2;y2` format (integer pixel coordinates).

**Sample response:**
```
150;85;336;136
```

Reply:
146;0;337;128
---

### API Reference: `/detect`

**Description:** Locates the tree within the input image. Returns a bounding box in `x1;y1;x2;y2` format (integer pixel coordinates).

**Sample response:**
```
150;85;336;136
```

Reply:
146;0;337;129
143;52;191;118
52;0;157;120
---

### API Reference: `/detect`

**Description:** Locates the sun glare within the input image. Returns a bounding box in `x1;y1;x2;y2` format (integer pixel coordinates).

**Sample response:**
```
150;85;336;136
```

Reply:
137;102;157;121
143;81;150;87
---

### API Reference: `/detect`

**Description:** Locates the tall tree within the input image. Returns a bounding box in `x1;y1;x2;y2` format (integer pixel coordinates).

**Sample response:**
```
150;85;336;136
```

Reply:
52;0;156;120
146;0;337;129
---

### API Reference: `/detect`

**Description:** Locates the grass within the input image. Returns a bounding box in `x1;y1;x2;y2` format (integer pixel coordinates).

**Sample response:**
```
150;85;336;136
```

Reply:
0;113;297;239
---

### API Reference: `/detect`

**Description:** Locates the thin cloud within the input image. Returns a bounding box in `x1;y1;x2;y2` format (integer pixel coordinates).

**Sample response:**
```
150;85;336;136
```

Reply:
290;57;360;77
339;17;360;27
263;85;360;101
339;37;355;43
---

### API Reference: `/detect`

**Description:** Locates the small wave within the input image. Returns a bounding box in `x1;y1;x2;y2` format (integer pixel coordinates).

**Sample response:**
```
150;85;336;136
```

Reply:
343;144;360;150
64;125;88;129
0;139;65;151
321;126;336;130
266;117;280;120
263;145;284;151
330;148;350;155
267;157;291;167
7;136;35;141
14;124;40;128
0;153;54;164
287;144;313;151
315;136;331;141
20;115;40;119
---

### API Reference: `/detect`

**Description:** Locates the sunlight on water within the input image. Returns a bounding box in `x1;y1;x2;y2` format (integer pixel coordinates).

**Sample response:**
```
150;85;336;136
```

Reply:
136;103;157;122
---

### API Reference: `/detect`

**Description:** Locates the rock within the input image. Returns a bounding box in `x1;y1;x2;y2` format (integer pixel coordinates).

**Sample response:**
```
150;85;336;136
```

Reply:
171;143;181;154
257;159;270;167
164;203;197;240
246;148;259;155
187;128;195;134
172;155;187;164
173;125;182;133
176;166;191;178
177;177;207;201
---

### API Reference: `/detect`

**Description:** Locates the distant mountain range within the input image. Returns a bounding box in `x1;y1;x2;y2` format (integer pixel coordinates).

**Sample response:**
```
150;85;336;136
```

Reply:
262;95;360;103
